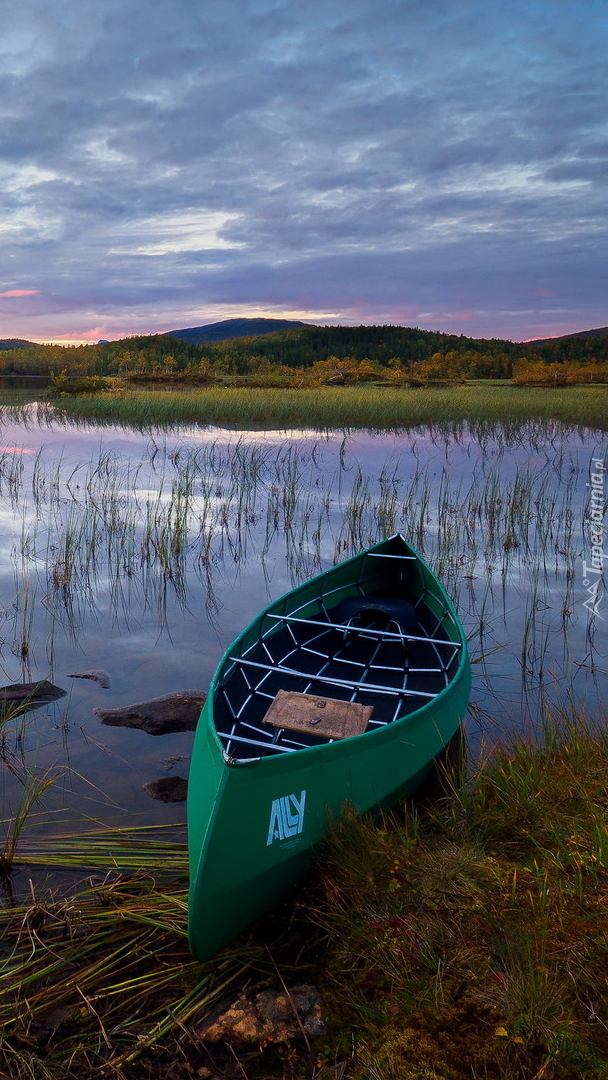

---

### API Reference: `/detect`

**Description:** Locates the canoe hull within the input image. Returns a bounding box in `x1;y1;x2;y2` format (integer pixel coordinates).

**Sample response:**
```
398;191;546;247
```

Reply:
187;536;470;961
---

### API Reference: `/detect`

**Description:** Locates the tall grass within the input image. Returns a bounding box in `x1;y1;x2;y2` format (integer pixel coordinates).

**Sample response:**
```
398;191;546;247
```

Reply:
0;393;605;1076
43;384;608;432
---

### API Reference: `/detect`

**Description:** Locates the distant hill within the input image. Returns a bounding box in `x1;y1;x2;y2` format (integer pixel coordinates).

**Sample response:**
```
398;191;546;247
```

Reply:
164;317;311;344
528;326;608;344
0;338;36;350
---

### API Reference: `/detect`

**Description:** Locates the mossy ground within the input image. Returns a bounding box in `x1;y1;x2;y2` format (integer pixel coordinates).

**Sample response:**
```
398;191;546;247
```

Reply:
3;715;608;1079
316;715;608;1080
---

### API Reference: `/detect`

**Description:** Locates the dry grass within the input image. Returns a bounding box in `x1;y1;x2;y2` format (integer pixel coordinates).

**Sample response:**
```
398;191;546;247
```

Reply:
0;829;257;1079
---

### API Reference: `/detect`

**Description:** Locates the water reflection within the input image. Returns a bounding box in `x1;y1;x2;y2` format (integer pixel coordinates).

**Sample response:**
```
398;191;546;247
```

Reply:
0;402;606;838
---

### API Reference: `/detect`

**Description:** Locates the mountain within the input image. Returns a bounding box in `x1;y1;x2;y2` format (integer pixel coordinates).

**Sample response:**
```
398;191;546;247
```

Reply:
0;338;36;350
163;317;311;344
527;326;608;344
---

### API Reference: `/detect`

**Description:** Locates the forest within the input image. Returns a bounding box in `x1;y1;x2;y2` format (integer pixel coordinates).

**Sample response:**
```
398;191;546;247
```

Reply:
2;324;608;385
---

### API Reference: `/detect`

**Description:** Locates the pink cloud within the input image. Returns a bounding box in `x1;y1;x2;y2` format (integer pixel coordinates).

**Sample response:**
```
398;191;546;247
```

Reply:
54;327;106;341
0;289;39;298
0;446;35;454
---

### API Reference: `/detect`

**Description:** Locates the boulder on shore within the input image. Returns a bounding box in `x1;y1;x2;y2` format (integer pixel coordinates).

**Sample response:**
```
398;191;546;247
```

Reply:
194;984;325;1047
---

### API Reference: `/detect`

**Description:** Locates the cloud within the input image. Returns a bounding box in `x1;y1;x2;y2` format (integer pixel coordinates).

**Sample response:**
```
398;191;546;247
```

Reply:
0;289;39;297
0;0;605;340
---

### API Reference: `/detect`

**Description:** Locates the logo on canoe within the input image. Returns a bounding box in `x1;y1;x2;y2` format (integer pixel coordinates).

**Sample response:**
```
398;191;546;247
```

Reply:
266;790;306;845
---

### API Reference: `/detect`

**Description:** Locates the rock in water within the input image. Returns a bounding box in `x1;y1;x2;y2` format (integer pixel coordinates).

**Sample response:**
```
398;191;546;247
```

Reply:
67;669;111;688
0;680;67;715
94;690;206;735
143;776;188;802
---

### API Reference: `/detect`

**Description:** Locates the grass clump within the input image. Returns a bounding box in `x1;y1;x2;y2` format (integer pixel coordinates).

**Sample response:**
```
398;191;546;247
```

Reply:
48;384;608;432
0;829;255;1080
317;715;608;1080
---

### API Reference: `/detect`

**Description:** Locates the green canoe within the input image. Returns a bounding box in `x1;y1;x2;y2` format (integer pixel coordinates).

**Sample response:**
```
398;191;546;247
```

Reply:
187;534;470;960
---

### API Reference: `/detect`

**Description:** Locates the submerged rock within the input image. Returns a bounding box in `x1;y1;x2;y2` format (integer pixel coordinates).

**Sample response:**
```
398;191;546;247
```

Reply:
94;690;206;735
162;755;187;770
194;984;325;1047
0;680;67;715
143;776;188;803
67;669;111;688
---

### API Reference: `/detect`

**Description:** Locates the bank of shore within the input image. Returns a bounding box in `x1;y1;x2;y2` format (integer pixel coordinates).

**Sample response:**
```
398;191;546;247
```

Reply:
2;711;608;1080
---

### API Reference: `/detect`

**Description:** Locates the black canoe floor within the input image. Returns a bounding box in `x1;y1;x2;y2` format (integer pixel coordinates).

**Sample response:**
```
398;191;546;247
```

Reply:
213;594;461;760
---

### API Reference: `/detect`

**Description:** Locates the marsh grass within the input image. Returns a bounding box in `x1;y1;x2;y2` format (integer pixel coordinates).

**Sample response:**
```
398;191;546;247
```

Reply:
0;396;605;1076
318;711;608;1080
0;418;594;728
0;824;324;1080
0;766;57;873
1;827;244;1077
43;384;608;432
4;718;608;1078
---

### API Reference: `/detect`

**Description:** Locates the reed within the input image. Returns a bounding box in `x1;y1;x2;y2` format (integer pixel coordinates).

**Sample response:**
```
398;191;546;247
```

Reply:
0;766;57;873
0;826;257;1078
0;421;591;734
0;392;605;1076
40;384;608;432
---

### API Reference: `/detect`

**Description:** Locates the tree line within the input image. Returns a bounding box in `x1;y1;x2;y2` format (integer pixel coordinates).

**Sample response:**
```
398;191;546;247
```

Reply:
2;325;608;384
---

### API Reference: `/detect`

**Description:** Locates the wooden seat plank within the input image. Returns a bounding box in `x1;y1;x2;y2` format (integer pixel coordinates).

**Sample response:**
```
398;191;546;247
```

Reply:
262;689;372;740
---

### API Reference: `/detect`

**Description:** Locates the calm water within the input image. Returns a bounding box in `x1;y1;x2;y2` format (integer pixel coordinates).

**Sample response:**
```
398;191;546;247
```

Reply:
0;403;606;840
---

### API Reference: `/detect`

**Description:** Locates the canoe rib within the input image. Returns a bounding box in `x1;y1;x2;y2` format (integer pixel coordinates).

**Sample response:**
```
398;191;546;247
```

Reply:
227;656;439;700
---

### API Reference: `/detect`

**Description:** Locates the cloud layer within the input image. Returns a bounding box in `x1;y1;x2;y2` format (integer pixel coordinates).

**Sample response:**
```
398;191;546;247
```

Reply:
0;0;606;341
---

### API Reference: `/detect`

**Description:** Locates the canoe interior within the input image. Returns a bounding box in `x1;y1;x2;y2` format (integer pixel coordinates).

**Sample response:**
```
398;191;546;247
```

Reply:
213;541;463;760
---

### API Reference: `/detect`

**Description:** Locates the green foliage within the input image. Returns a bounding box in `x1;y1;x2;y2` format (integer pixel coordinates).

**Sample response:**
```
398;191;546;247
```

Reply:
3;326;608;383
533;335;608;364
191;325;523;376
0;769;56;874
0;335;204;377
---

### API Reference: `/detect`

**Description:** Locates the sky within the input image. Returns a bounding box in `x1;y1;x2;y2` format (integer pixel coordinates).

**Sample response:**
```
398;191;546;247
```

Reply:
0;0;606;345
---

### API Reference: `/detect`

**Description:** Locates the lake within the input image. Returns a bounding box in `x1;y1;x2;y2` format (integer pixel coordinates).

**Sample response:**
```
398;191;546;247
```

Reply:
0;402;606;855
